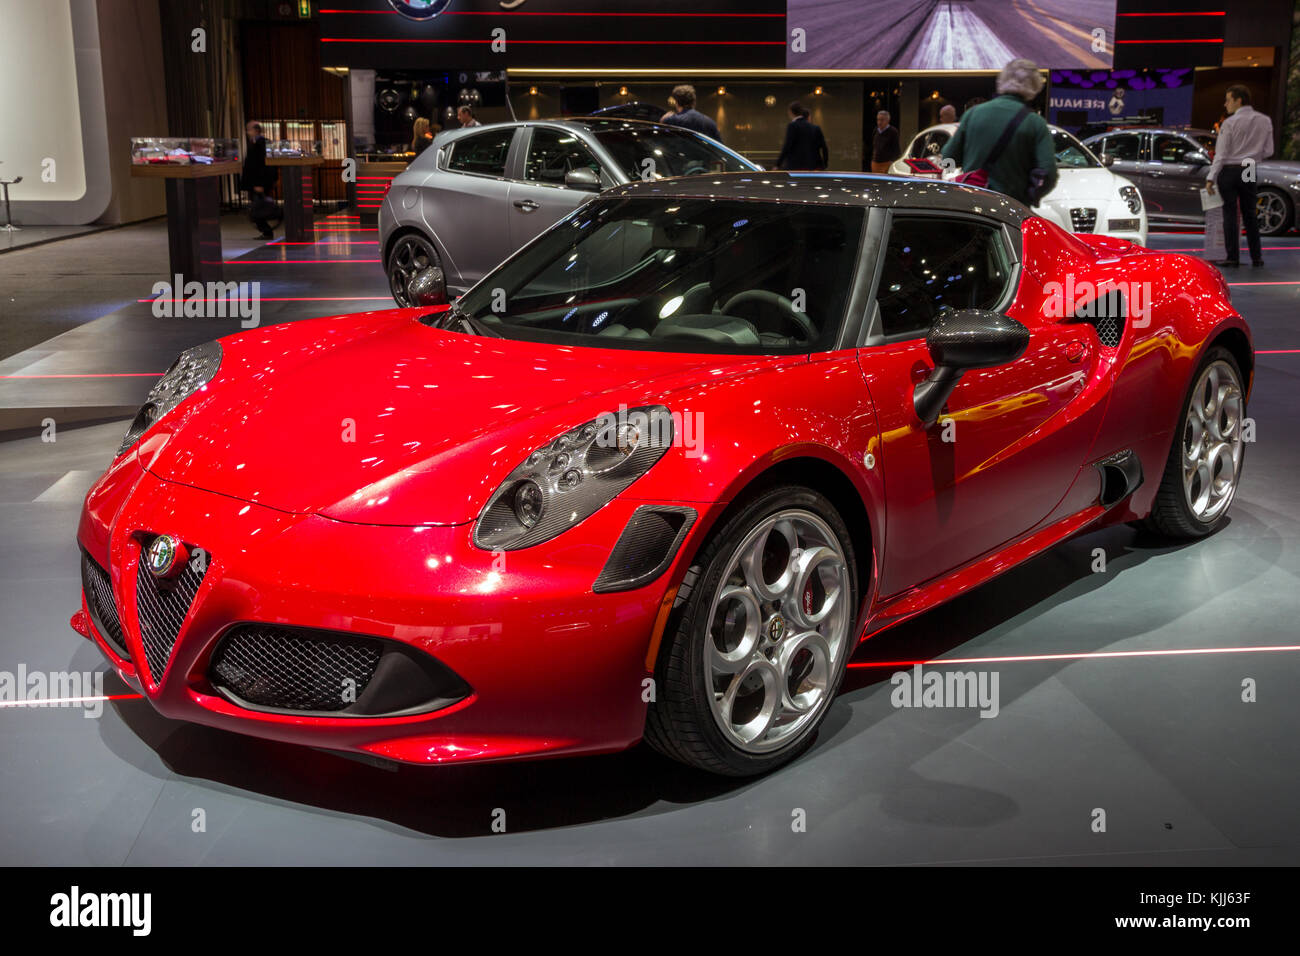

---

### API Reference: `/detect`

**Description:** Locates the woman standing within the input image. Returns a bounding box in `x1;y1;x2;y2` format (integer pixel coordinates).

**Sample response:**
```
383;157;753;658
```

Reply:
411;117;433;157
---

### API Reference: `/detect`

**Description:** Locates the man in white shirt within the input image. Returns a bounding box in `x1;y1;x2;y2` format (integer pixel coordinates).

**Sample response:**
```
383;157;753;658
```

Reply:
1207;85;1274;268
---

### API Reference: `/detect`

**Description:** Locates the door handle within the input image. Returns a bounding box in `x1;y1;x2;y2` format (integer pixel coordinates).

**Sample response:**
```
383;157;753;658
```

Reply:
513;199;540;212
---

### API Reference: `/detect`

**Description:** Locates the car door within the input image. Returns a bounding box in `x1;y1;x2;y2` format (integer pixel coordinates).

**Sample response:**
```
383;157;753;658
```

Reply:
1092;131;1145;196
1145;133;1210;219
507;126;609;251
855;211;1098;597
422;126;518;288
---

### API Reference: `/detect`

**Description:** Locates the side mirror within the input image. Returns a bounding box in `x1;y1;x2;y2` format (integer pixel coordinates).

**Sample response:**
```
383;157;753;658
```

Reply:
564;168;601;191
913;309;1030;426
1188;150;1211;166
1101;153;1116;167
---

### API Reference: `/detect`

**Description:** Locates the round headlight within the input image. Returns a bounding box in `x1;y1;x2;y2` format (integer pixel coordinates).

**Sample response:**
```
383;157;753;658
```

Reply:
513;481;544;528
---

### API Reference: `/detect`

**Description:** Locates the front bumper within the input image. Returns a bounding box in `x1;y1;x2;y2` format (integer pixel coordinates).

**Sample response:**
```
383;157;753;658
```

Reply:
74;456;693;765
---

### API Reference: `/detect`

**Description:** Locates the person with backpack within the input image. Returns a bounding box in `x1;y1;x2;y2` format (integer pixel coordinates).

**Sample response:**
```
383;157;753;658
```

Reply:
941;59;1058;208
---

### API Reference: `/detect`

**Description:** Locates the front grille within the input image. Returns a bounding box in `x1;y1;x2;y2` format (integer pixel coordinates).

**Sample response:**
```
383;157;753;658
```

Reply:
81;553;128;658
210;625;384;713
1070;207;1098;233
135;537;208;684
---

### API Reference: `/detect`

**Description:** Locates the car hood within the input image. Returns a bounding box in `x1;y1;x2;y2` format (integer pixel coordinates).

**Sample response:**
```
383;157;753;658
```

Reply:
1052;167;1128;200
145;311;763;525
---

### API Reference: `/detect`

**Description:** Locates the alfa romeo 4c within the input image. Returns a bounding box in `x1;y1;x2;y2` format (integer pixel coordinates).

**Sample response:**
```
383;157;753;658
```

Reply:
75;174;1251;776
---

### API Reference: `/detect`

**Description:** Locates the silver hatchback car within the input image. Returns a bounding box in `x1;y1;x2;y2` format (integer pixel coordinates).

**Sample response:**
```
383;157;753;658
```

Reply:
379;117;760;305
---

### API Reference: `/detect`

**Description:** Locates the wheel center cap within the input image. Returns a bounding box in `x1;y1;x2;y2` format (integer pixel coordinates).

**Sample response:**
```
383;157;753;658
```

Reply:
767;615;787;643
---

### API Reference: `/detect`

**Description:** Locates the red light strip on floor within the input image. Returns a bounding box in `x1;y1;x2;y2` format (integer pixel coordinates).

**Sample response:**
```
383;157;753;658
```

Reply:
0;694;143;707
135;296;391;303
208;258;382;264
1115;10;1225;15
265;240;378;246
849;643;1300;669
0;372;160;379
1158;246;1300;252
1257;349;1300;354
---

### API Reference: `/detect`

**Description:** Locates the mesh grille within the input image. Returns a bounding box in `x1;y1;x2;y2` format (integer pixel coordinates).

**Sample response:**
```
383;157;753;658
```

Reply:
81;553;128;658
210;625;384;713
1069;207;1098;233
135;538;208;684
1094;312;1121;347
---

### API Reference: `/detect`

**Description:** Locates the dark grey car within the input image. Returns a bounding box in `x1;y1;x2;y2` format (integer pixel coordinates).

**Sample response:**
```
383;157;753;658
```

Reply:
379;118;760;305
1084;127;1300;235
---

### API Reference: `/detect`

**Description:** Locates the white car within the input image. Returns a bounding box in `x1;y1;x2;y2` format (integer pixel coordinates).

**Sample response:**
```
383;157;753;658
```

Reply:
890;123;1148;246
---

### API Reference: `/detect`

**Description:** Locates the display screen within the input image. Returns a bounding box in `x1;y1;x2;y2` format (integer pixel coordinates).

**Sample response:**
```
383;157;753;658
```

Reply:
786;0;1117;70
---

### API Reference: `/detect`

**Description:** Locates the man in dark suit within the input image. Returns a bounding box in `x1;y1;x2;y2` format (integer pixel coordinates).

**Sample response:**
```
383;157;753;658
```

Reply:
775;102;828;171
240;121;277;240
661;85;722;142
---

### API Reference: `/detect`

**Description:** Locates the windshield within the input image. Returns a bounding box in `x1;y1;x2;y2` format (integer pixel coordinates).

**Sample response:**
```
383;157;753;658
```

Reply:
1052;129;1102;168
456;197;864;354
591;125;754;180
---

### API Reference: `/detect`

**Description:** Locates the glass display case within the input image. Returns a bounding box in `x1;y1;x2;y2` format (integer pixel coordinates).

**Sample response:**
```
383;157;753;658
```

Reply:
268;140;322;158
130;137;240;165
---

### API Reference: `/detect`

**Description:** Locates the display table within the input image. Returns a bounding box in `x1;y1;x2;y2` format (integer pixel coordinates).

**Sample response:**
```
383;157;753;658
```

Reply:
131;161;240;283
268;155;324;241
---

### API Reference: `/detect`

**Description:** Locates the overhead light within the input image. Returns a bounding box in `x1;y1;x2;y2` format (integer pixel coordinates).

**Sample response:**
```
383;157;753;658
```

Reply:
619;85;628;96
814;86;824;96
717;86;726;96
529;86;538;95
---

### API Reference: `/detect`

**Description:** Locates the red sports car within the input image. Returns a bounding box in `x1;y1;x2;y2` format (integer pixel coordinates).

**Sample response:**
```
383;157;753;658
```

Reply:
74;174;1252;776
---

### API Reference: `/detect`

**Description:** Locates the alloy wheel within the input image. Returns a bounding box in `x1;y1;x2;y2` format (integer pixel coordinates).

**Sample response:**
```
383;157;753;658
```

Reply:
1256;190;1288;235
1182;359;1245;522
704;509;852;753
388;234;439;307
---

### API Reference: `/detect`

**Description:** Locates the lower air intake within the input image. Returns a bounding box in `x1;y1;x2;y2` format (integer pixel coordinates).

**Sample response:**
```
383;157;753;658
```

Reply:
81;553;128;658
209;624;472;717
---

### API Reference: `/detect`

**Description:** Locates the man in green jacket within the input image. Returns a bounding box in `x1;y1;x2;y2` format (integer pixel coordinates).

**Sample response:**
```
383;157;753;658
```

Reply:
941;59;1058;207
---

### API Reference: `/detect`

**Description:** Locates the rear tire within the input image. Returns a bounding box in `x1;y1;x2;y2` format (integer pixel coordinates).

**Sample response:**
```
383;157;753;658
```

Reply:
1256;187;1292;237
1145;346;1246;540
387;233;444;307
645;485;860;776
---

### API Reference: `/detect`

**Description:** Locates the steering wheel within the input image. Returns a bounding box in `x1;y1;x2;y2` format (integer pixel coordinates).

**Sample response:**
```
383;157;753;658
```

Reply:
720;290;817;341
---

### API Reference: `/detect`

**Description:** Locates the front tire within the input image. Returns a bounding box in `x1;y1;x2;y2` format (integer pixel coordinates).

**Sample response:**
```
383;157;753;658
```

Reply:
645;486;860;776
1145;347;1246;540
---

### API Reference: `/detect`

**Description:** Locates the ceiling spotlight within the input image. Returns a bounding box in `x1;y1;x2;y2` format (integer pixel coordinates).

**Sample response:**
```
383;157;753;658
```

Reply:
814;86;824;96
717;86;726;96
528;86;538;96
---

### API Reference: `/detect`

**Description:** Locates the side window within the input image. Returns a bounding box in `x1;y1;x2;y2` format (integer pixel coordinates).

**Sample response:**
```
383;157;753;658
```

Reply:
1099;133;1140;162
875;217;1012;339
1152;134;1197;163
524;128;602;185
447;127;515;177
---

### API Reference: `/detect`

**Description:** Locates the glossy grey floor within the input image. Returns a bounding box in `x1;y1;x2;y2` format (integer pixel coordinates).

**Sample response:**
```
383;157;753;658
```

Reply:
0;224;1297;865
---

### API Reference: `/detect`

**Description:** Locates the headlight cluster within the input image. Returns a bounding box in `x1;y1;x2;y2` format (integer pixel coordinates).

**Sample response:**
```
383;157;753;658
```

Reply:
474;405;675;551
118;340;222;456
1119;184;1142;215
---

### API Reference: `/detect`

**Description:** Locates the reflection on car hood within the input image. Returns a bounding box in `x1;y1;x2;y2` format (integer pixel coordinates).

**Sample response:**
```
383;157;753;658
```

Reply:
1052;167;1130;200
144;310;764;525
